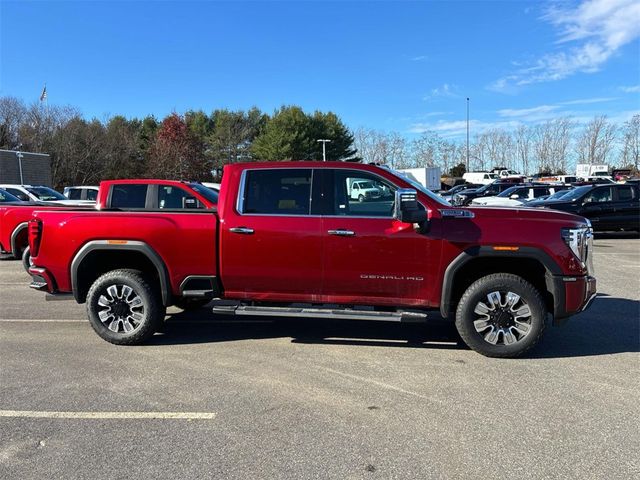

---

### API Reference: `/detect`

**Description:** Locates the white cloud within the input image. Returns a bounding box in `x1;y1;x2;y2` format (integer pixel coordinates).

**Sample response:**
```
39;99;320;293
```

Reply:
423;83;460;101
410;55;428;62
490;0;640;91
558;97;617;105
620;85;640;93
409;119;521;138
497;105;559;118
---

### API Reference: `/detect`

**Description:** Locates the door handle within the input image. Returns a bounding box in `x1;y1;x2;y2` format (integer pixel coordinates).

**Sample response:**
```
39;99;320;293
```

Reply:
328;229;355;236
230;227;254;235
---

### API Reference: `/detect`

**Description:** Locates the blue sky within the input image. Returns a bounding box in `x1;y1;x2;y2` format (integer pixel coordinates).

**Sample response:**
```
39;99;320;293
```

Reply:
1;0;639;139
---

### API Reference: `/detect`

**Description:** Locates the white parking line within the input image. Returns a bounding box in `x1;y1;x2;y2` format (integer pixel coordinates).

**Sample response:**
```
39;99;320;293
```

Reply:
0;319;85;323
321;367;444;404
0;410;216;420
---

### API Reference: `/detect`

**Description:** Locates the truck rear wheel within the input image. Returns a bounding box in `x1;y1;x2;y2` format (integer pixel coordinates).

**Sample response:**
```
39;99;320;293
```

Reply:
86;269;165;345
455;273;546;358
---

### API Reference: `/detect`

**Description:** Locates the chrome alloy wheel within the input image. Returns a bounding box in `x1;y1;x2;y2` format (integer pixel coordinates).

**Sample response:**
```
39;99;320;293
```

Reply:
97;284;145;334
472;291;532;346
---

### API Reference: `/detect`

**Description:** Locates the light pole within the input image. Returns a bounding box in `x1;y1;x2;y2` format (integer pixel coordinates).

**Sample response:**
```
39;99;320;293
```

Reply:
317;139;331;161
16;147;24;185
466;97;470;172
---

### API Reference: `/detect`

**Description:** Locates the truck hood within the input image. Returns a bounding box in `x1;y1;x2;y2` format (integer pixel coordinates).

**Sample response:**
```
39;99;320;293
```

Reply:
462;204;586;225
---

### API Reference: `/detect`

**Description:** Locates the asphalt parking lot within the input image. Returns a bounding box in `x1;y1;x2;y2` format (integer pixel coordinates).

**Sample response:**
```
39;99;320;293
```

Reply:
1;234;639;479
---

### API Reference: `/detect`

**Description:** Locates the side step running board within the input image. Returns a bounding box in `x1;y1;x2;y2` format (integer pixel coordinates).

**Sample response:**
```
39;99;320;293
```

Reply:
212;304;427;323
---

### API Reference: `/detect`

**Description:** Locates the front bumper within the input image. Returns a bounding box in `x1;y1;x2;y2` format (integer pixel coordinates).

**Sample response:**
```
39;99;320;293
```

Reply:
552;274;597;321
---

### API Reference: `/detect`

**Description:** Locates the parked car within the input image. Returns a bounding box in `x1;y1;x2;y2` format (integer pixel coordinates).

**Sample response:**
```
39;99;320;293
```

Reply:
471;185;571;207
462;172;499;185
28;161;596;358
63;186;99;201
0;188;24;204
529;184;640;231
452;182;517;206
0;184;91;205
439;183;481;203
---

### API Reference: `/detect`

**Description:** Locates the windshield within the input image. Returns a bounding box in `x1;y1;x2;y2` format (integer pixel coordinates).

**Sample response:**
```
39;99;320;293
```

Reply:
497;186;520;198
358;181;376;189
0;189;22;202
189;183;219;204
391;169;450;206
547;189;573;200
27;186;67;201
555;185;591;201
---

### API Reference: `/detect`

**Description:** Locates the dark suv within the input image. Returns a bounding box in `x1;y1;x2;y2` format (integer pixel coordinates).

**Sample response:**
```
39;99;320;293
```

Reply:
529;183;640;231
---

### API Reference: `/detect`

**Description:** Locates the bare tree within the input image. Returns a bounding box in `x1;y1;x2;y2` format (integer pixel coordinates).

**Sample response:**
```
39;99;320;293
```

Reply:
575;115;617;165
514;124;532;174
532;118;573;173
619;115;640;170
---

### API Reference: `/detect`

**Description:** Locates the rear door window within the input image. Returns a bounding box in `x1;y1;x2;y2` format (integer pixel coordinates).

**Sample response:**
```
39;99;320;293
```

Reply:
110;184;148;209
6;188;30;201
157;185;201;209
240;169;312;215
583;187;613;203
68;189;82;200
86;189;98;201
616;186;635;201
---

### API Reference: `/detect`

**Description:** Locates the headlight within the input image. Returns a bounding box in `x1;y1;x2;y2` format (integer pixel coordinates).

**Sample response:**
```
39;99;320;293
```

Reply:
561;223;594;274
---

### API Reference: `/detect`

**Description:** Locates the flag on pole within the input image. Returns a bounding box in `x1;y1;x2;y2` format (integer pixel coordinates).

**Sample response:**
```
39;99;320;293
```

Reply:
40;85;47;102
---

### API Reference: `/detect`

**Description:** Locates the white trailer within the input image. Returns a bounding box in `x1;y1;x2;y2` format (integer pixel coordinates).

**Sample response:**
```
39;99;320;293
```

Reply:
398;167;441;191
576;164;608;179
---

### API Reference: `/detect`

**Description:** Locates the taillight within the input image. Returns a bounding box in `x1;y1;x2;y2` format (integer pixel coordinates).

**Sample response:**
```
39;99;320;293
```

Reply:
28;219;42;257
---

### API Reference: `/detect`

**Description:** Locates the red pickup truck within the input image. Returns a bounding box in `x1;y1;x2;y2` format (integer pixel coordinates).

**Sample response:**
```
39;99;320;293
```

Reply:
28;162;596;357
1;179;217;271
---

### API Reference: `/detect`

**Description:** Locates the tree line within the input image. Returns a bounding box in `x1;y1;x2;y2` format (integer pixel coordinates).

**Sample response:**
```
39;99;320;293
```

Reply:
0;97;356;188
1;95;638;189
355;115;639;176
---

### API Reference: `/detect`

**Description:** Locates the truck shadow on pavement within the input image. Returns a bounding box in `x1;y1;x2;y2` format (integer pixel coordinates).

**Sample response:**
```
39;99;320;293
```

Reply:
151;294;639;358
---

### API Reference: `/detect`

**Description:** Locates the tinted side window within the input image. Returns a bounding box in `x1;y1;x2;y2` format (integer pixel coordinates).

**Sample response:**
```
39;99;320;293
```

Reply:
86;189;98;201
110;185;148;209
6;188;29;201
68;189;82;200
332;171;396;217
617;186;634;201
583;187;613;203
158;185;199;209
242;169;312;215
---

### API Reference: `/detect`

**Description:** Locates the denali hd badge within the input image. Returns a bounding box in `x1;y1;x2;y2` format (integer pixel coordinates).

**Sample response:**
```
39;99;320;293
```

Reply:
360;274;424;281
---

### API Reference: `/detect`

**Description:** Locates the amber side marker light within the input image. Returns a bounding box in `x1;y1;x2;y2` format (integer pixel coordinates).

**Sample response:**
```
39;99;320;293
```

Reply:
107;240;129;245
492;246;520;252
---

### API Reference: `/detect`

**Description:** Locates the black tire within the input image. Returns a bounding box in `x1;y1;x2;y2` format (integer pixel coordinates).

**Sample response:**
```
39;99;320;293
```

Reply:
174;298;210;311
21;246;32;273
358;194;365;203
455;273;546;358
86;269;165;345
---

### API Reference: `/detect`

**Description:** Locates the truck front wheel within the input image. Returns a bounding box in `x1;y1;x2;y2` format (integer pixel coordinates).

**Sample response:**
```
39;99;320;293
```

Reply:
455;273;546;358
86;269;165;345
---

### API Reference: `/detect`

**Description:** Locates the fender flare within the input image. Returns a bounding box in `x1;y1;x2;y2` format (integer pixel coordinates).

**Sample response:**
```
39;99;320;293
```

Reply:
70;240;172;306
10;222;29;259
440;246;564;319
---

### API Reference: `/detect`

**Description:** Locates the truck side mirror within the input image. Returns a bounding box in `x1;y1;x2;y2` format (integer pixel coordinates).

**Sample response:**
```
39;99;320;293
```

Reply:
394;189;427;224
183;196;198;209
